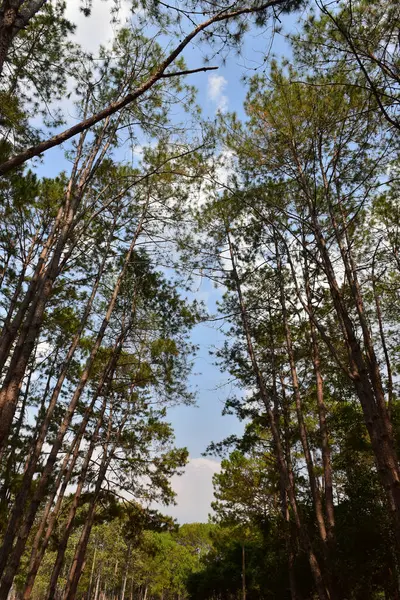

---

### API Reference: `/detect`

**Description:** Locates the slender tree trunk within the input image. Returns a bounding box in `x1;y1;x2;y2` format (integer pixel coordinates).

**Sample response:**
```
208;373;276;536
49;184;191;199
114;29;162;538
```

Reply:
0;220;47;353
275;239;338;600
0;116;112;449
372;272;393;418
94;573;101;600
21;228;117;598
2;327;124;599
22;395;97;599
310;208;400;547
0;199;65;373
120;574;128;600
241;544;246;600
226;229;330;600
45;394;109;600
120;544;131;600
20;215;115;505
0;203;147;599
302;237;335;539
0;248;11;289
87;547;97;600
332;198;389;422
278;267;328;544
279;375;301;600
0;99;91;371
269;317;299;600
301;153;400;542
0;197;79;446
62;410;129;600
0;361;32;508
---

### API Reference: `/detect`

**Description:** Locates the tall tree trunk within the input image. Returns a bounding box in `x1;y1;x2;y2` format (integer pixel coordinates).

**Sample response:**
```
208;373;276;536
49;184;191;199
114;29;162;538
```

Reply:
299;151;400;546
277;258;328;544
275;238;338;600
279;374;302;600
269;316;299;600
87;548;97;600
372;269;393;418
310;208;400;548
21;225;117;599
45;393;109;600
120;544;131;600
22;387;101;600
0;117;91;374
302;236;335;539
0;327;124;599
0;201;147;599
226;228;330;600
94;573;101;600
0;116;112;449
0;359;32;508
0;94;92;368
62;409;129;600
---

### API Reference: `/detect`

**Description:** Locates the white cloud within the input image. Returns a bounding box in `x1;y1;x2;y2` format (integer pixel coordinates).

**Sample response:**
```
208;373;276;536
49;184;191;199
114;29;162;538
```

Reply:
159;457;221;523
65;0;132;54
207;74;229;113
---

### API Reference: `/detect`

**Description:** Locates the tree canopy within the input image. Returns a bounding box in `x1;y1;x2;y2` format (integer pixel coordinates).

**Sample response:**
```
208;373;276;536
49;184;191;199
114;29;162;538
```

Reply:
0;0;400;599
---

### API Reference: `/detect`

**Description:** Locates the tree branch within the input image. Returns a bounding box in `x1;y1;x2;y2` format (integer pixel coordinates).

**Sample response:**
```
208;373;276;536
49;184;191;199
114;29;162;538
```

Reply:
0;0;285;176
159;65;218;79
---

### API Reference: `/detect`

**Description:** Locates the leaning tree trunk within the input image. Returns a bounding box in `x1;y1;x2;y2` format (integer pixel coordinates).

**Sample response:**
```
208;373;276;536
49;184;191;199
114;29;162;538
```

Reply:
279;376;302;600
22;323;125;599
277;251;328;543
275;235;340;600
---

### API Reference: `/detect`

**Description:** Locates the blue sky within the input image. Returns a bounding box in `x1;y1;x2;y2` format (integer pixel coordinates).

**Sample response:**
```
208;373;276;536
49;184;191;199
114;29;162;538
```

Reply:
30;0;301;523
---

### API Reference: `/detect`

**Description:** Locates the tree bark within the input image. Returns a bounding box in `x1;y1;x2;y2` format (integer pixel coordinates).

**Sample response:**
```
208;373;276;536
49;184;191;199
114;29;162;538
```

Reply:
302;235;335;539
45;392;109;600
226;228;330;600
0;118;112;450
0;1;47;77
241;543;246;600
94;575;101;600
277;252;328;543
62;408;128;600
292;143;400;549
1;223;116;596
372;270;393;418
0;202;148;599
269;315;299;600
312;206;400;545
120;544;131;600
